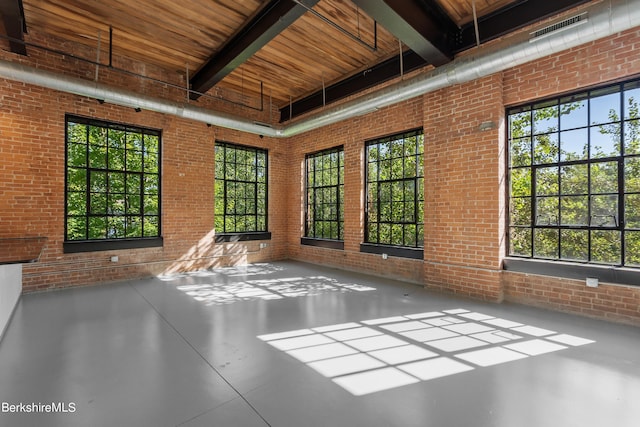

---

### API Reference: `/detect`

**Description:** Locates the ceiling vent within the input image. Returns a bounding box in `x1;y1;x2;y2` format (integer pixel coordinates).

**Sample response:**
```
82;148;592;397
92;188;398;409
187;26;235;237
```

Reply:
530;12;588;42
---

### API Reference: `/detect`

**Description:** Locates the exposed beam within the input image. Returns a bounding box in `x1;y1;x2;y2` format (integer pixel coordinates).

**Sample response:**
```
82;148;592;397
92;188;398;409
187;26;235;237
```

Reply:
280;51;427;122
351;0;457;66
0;0;26;55
189;0;319;100
454;0;592;52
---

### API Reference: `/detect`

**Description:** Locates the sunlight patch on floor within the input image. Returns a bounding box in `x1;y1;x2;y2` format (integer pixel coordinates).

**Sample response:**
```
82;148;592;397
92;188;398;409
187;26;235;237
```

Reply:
259;308;595;396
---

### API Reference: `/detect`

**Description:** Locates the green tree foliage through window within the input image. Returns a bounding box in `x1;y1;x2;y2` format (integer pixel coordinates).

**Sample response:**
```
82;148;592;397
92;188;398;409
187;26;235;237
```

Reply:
508;79;640;266
365;129;424;248
305;147;344;240
214;141;267;233
65;115;161;241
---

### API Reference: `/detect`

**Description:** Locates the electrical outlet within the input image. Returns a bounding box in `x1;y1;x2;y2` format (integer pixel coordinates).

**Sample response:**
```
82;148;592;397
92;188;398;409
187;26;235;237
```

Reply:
110;256;119;263
382;253;388;260
586;277;599;288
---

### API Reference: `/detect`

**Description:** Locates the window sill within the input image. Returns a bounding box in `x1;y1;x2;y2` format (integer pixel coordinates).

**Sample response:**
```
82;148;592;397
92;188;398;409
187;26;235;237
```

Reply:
360;243;423;260
214;232;271;243
503;257;640;286
301;237;344;250
63;237;163;253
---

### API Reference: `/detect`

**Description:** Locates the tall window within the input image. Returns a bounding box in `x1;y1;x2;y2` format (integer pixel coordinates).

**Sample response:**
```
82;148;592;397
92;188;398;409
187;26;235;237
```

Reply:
65;115;161;248
508;79;640;266
215;141;268;234
305;147;344;241
365;129;424;248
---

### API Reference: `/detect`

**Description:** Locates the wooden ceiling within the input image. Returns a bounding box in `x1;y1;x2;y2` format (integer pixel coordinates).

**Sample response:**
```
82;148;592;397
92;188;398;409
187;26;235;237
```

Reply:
3;0;591;118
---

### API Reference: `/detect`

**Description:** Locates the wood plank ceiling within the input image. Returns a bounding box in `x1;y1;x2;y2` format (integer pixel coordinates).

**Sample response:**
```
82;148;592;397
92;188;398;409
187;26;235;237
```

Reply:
4;0;591;120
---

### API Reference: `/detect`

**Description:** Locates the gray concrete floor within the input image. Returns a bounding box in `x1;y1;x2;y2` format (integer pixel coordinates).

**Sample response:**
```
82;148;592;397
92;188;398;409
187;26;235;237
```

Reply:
1;260;639;427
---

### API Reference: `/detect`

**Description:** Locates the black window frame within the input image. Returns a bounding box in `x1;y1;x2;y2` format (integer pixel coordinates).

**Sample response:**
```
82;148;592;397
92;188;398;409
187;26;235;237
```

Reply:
214;141;270;242
302;146;344;250
362;128;425;259
507;78;640;274
64;114;162;253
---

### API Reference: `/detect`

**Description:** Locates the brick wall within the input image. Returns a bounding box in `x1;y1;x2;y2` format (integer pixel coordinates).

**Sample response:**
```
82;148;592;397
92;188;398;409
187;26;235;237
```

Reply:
0;31;286;292
285;98;426;285
1;22;640;325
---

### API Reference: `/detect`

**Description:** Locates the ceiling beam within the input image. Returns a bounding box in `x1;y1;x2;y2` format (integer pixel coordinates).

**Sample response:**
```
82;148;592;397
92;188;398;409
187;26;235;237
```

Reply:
280;51;427;122
189;0;319;100
351;0;457;66
454;0;592;52
0;0;27;55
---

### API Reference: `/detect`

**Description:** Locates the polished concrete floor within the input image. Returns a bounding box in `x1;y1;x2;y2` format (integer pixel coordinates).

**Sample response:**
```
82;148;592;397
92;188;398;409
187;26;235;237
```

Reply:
1;261;639;427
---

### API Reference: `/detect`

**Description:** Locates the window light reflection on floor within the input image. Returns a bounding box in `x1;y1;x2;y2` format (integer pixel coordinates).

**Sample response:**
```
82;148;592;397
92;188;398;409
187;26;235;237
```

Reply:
165;273;375;306
258;308;595;396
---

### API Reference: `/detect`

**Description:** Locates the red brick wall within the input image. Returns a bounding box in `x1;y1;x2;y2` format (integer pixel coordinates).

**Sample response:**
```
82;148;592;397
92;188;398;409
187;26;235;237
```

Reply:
0;31;286;292
500;27;640;326
422;74;505;301
286;98;425;284
1;22;640;326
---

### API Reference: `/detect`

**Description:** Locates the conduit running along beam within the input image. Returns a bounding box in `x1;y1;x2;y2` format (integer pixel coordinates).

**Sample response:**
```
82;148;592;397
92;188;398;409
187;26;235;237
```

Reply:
0;0;638;138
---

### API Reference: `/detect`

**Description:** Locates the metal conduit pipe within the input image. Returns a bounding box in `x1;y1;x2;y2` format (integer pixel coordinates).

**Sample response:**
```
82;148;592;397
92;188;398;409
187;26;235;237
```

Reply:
0;0;638;138
280;0;640;136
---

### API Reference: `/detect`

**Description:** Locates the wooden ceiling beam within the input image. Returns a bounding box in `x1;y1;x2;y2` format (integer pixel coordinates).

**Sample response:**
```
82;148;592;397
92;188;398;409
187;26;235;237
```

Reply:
454;0;592;52
189;0;319;100
0;0;26;55
351;0;457;66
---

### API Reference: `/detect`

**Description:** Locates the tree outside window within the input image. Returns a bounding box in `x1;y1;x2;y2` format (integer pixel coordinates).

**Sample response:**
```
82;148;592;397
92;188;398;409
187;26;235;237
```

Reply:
508;80;640;266
65;115;160;242
214;141;268;234
365;129;424;248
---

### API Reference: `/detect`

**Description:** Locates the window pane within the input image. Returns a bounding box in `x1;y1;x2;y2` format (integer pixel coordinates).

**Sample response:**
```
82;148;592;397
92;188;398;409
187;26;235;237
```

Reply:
510;137;531;167
109;129;125;149
536;167;558;195
625;231;640;266
535;197;558;225
591;195;618;226
559;98;587;131
88;217;107;239
510;197;531;226
534;228;559;259
510;168;531;197
590;162;618;193
89;144;107;169
590;126;620;158
533;134;559;164
67;122;87;143
509;110;531;139
68;143;86;167
590;90;620;125
624;83;640;120
560;164;588;195
625;194;640;228
560;196;588;226
560;129;588;161
560;229;588;261
67;168;86;192
66;217;86;240
67;192;86;216
625;120;640;155
510;227;531;256
624;158;640;192
591;230;621;264
533;105;558;135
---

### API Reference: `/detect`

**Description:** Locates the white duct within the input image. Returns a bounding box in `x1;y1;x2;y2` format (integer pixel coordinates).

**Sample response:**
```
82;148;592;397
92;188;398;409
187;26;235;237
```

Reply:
0;0;638;138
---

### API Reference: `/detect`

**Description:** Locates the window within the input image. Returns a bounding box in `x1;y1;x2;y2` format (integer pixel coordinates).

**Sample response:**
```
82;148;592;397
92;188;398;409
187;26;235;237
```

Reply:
303;147;344;247
214;141;268;240
64;115;161;252
363;129;424;258
508;79;640;267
